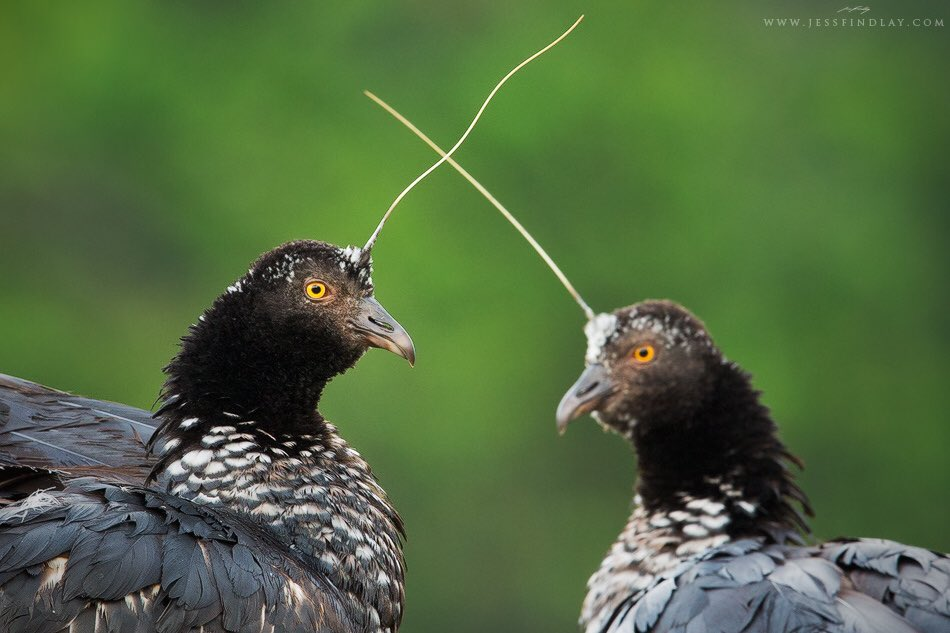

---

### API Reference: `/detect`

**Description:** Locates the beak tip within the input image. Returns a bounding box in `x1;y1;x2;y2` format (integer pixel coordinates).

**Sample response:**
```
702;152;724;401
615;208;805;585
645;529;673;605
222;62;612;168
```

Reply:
354;296;415;367
555;399;578;436
400;338;416;367
391;341;415;367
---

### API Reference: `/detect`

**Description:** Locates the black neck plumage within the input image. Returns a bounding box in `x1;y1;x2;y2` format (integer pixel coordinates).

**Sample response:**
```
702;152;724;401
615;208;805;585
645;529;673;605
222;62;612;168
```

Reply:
632;360;812;542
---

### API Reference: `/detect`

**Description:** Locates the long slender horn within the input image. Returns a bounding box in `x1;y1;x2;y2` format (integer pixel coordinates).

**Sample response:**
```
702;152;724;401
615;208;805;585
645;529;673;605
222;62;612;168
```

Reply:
364;90;596;320
360;15;584;259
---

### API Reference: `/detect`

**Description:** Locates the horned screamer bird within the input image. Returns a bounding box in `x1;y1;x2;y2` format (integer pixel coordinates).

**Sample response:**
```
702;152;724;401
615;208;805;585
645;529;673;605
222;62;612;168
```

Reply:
0;240;415;632
557;301;950;633
364;106;950;633
0;20;583;632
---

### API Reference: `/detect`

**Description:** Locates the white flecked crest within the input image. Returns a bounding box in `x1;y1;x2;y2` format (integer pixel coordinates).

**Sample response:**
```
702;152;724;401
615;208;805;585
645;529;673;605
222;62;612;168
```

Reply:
584;312;618;364
225;244;375;296
337;246;374;288
623;309;714;352
262;253;308;283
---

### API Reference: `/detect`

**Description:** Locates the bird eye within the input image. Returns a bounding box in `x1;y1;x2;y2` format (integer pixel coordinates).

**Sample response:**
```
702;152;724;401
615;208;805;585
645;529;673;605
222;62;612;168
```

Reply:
632;345;656;364
305;280;329;301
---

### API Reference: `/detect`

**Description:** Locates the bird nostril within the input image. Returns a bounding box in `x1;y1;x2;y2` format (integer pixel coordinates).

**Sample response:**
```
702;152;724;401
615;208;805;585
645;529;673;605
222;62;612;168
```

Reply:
368;316;395;333
577;381;600;397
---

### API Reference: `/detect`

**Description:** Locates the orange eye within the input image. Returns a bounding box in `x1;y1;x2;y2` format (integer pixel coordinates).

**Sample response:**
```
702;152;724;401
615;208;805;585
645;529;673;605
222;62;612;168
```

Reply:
632;345;656;363
305;280;328;300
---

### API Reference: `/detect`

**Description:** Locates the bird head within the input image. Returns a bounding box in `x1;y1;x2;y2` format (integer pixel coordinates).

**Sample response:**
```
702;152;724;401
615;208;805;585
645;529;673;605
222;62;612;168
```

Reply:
166;240;414;419
556;300;721;438
225;240;415;369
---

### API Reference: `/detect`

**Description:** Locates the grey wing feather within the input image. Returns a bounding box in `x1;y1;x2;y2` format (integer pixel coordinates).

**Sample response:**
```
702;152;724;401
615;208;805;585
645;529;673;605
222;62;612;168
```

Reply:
603;540;931;633
0;479;357;633
821;538;950;632
0;374;160;491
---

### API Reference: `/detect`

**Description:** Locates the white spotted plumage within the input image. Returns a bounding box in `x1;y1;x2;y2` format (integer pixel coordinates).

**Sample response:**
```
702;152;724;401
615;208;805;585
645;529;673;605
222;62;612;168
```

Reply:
580;491;747;633
153;414;403;633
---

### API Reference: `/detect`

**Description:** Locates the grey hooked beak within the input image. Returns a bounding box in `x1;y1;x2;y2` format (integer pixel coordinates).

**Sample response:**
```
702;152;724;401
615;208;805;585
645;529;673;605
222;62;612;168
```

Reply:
556;363;615;434
351;296;416;366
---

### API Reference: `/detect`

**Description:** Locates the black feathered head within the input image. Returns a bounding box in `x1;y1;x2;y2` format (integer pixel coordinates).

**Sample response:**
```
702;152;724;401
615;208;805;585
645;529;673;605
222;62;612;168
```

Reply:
557;300;723;438
162;240;414;420
220;240;413;367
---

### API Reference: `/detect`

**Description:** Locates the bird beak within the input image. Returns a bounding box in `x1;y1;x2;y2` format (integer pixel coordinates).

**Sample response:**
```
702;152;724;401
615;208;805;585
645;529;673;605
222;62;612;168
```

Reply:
556;363;615;434
351;297;416;366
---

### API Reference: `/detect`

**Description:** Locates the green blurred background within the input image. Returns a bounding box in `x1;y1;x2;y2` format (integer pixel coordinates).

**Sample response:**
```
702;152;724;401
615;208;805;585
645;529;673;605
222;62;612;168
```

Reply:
1;2;947;631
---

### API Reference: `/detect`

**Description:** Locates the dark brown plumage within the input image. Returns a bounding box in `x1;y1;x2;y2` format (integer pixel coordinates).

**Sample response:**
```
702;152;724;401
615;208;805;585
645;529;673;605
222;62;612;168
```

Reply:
558;300;949;633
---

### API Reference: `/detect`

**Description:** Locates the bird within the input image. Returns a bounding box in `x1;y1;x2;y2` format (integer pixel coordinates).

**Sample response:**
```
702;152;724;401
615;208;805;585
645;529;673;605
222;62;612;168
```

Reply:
0;239;415;633
556;300;949;633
